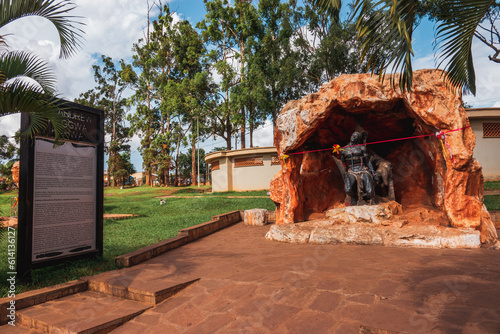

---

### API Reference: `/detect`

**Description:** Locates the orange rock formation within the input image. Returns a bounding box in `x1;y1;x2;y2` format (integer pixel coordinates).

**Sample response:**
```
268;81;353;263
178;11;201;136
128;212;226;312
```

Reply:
270;69;497;243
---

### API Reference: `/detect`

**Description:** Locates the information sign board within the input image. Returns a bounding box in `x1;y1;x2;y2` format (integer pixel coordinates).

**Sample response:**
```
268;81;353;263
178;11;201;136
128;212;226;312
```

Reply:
17;101;104;279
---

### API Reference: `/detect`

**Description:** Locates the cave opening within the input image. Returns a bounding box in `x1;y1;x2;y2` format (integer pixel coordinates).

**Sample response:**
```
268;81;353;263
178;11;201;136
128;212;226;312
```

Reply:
294;101;441;220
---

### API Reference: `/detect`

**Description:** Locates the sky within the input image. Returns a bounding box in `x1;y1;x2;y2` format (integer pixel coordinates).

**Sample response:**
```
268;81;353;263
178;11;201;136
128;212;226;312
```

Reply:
0;0;499;171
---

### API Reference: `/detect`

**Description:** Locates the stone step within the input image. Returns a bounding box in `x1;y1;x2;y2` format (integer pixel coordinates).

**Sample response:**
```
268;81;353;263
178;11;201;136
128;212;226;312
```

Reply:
0;325;42;333
11;291;150;334
86;268;199;305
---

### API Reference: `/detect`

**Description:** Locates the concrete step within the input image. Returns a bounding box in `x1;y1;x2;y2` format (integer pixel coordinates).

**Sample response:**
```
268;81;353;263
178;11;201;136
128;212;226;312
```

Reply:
11;291;150;334
86;267;199;305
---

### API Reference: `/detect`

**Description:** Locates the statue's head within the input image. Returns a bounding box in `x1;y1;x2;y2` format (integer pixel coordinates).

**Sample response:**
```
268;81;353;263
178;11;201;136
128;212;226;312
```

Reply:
350;131;361;144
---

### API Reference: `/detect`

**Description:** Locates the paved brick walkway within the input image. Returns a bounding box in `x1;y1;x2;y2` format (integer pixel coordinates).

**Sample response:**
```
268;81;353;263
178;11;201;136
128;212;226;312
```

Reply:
97;223;500;333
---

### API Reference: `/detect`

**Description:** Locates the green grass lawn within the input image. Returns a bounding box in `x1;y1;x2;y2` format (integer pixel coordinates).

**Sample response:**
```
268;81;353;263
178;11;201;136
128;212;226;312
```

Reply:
484;180;500;191
484;181;500;210
0;186;274;296
484;195;500;211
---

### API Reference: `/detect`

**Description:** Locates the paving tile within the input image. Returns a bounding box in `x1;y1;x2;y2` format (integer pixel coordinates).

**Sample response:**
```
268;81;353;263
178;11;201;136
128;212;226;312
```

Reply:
168;303;206;327
316;277;345;291
183;313;234;334
338;302;372;323
309;291;342;313
359;304;418;333
110;321;152;333
333;321;360;334
260;303;301;330
274;286;317;308
221;318;269;334
346;294;376;305
284;310;336;334
213;282;257;301
370;279;400;298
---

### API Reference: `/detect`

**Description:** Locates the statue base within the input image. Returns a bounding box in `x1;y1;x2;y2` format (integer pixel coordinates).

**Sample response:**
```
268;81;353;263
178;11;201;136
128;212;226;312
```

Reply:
265;203;483;249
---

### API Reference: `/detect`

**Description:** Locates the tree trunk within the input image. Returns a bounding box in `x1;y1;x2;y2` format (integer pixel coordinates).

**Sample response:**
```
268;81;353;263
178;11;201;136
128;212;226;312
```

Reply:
240;105;245;149
226;116;232;150
166;114;171;186
240;123;245;149
191;127;196;186
191;121;197;186
250;121;254;148
174;134;182;186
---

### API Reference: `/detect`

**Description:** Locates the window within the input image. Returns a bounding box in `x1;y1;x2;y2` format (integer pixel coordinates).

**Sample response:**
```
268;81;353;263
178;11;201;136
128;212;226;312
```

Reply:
234;156;263;167
483;123;500;138
271;155;280;165
211;161;220;171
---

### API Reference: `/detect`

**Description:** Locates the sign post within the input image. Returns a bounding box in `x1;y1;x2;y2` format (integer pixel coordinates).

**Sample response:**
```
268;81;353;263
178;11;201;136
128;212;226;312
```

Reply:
17;101;104;280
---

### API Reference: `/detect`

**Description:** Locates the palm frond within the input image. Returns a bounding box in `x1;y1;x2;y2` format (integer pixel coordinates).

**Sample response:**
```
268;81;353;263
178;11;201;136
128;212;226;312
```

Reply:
0;0;85;58
309;0;342;20
0;50;57;93
353;0;418;92
0;81;65;138
435;0;495;95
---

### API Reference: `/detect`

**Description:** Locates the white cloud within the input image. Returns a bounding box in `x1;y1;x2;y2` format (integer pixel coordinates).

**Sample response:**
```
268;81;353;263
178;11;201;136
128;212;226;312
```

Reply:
412;32;500;108
0;114;20;139
74;0;155;59
247;120;274;148
462;37;500;108
413;54;435;70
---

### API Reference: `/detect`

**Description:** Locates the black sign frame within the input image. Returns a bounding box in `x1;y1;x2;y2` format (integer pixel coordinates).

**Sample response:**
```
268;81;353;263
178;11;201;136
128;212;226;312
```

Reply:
17;101;104;280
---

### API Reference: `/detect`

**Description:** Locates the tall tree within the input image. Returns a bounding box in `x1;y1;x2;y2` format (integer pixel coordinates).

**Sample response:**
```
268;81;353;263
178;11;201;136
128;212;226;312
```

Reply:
254;0;306;130
292;0;378;88
197;0;239;150
0;0;84;138
228;0;260;149
128;3;178;186
75;55;134;186
112;149;136;186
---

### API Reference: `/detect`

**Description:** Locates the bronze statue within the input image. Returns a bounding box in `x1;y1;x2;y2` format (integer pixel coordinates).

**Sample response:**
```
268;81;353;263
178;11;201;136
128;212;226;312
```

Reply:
334;131;395;205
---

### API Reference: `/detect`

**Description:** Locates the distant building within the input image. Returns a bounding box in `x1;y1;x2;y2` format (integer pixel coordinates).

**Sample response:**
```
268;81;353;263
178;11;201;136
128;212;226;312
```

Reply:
205;147;281;192
467;108;500;180
131;172;145;186
130;172;159;186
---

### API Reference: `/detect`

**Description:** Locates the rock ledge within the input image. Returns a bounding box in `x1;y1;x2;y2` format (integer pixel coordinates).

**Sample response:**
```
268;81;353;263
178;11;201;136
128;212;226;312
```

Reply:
265;221;481;249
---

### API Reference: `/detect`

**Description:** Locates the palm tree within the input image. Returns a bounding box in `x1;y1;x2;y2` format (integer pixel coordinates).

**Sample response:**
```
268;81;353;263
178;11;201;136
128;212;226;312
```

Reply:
311;0;496;95
0;0;84;137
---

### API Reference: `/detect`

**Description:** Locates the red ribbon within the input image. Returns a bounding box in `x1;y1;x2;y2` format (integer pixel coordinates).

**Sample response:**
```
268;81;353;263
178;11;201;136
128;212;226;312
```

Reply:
284;126;470;163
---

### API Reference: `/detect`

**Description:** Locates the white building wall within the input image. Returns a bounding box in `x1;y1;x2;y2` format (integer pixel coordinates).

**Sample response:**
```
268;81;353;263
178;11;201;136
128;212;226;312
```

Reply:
211;158;229;192
470;118;500;180
232;154;281;191
205;147;282;192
